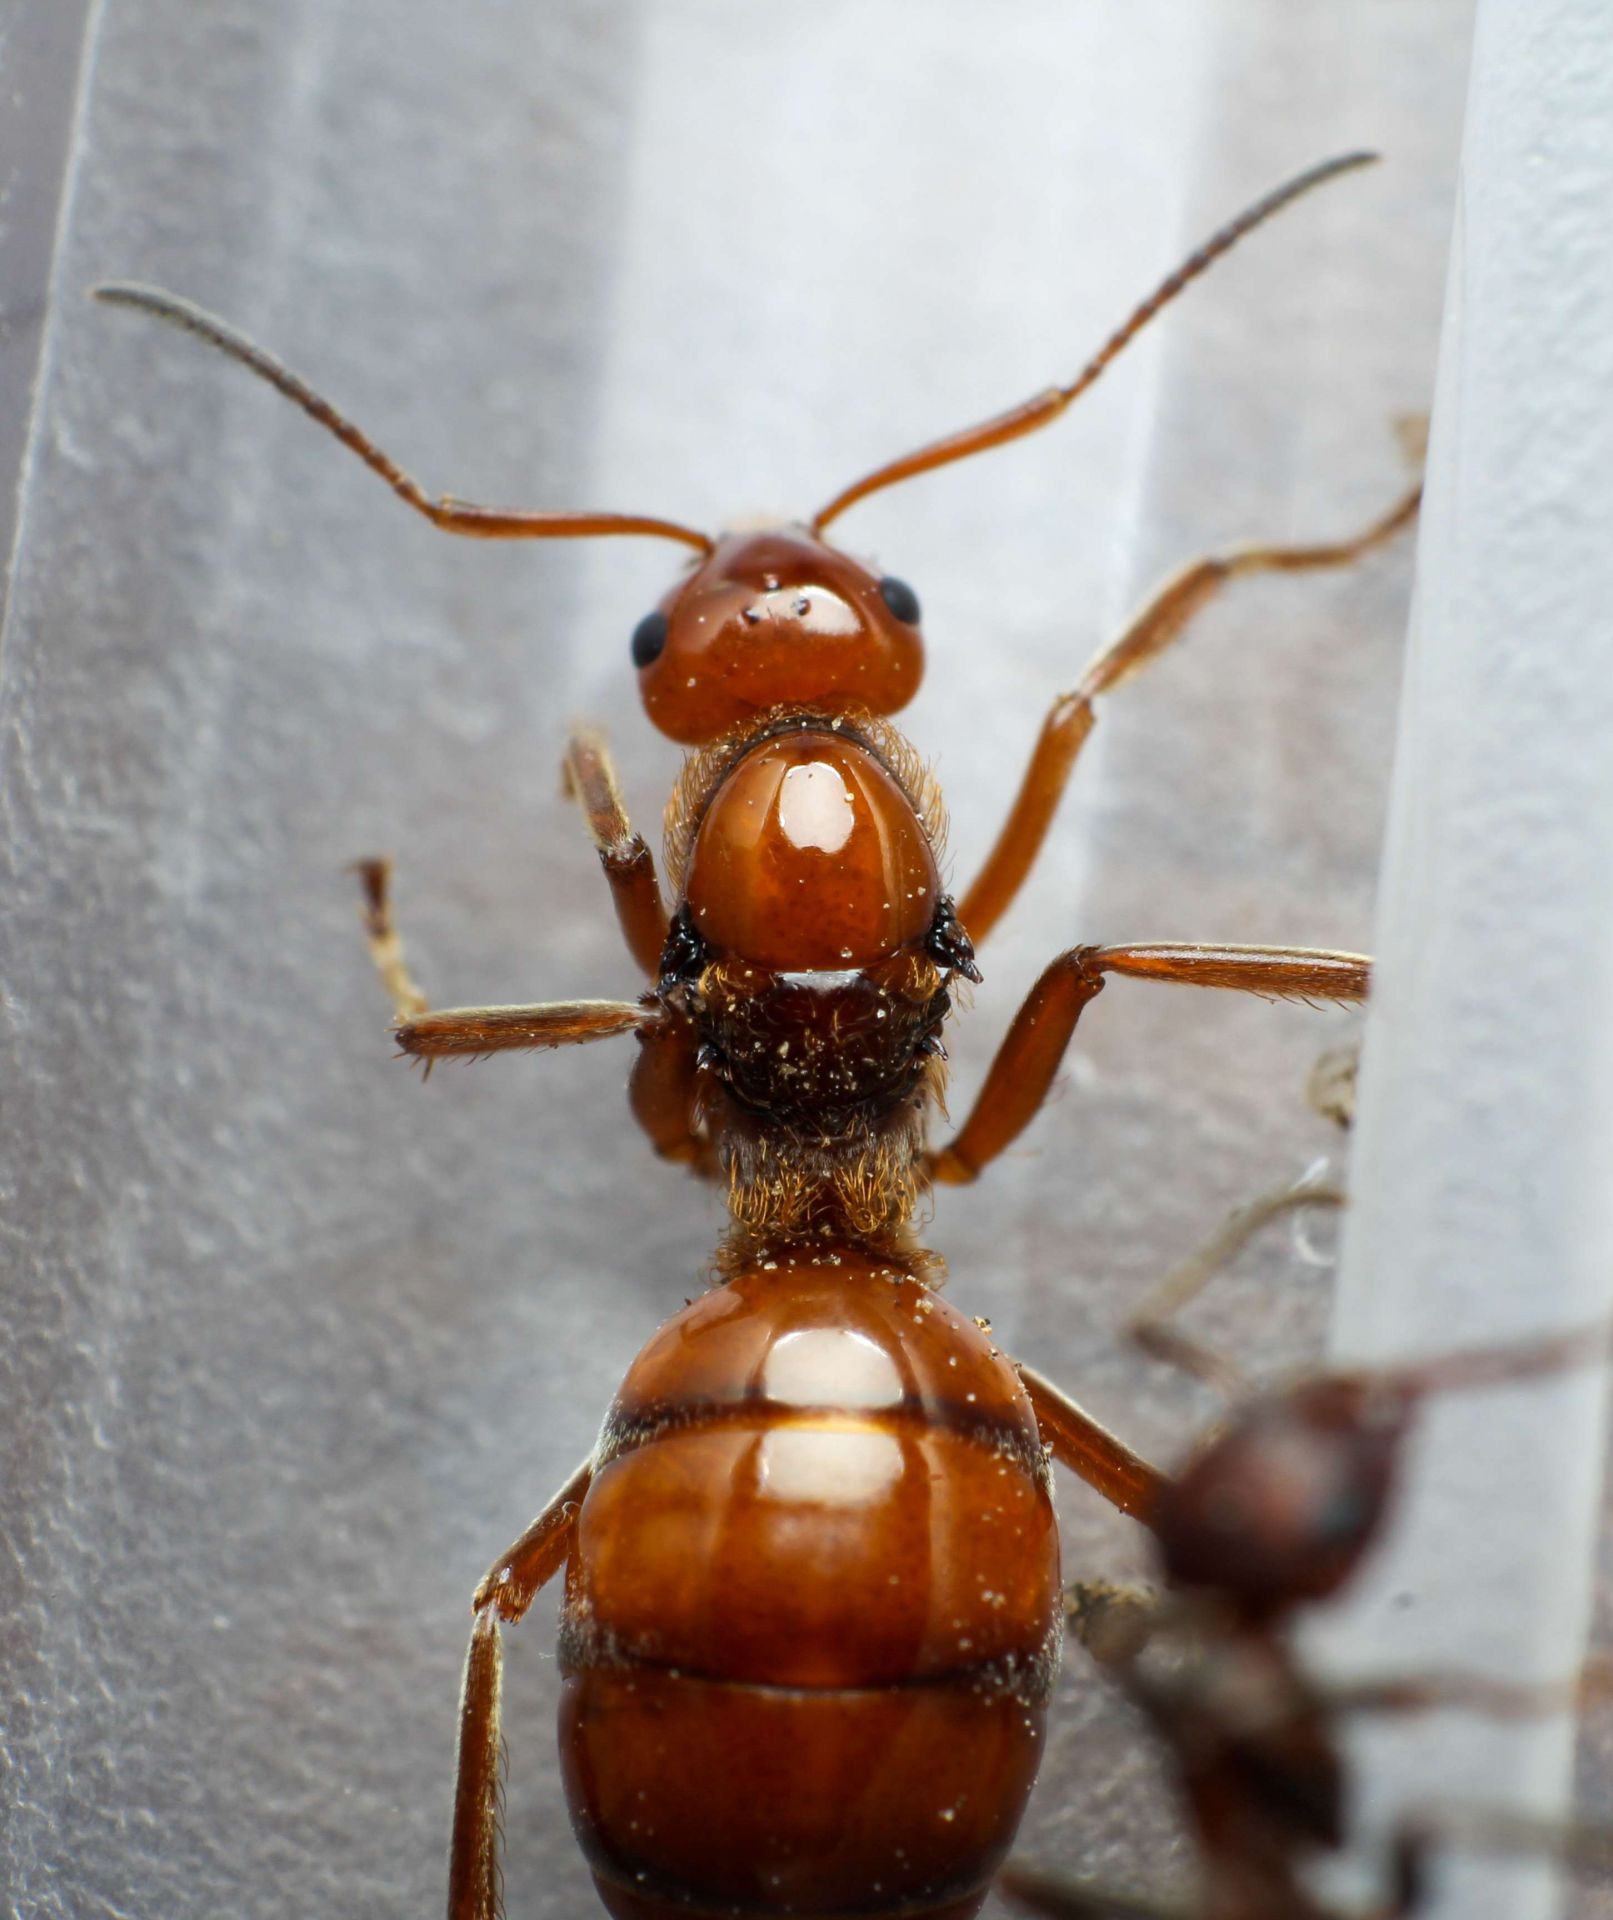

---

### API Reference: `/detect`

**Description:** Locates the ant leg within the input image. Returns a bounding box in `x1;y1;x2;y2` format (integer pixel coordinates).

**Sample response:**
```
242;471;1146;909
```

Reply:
396;1000;653;1063
563;729;669;978
473;1455;593;1622
1125;1035;1355;1393
448;1612;503;1920
1308;1042;1359;1129
1323;1670;1591;1721
1127;1170;1346;1398
1383;1804;1613;1907
1000;1863;1190;1920
354;857;431;1020
957;484;1421;946
628;1017;717;1173
447;1458;592;1920
354;858;654;1064
1062;1578;1162;1666
1017;1364;1166;1526
930;942;1369;1184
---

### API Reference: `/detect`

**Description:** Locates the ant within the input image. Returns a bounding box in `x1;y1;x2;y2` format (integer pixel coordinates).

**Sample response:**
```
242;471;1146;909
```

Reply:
1001;1230;1611;1920
98;152;1419;1920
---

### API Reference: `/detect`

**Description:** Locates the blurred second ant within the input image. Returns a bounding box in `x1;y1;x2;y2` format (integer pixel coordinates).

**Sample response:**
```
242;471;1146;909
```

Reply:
1002;1217;1612;1920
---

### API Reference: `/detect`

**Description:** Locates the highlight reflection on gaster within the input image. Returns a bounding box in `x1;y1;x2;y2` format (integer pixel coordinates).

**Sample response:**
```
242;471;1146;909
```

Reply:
761;1326;906;1409
756;1427;907;1506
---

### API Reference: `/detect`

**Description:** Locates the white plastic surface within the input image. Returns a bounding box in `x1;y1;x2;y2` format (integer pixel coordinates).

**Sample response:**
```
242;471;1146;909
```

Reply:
1324;5;1613;1918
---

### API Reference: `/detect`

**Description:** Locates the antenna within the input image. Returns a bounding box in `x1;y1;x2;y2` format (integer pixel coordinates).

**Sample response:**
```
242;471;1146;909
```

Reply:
93;283;714;553
811;151;1379;533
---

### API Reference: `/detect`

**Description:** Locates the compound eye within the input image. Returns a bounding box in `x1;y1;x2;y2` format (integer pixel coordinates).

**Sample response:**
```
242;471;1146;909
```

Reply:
631;610;670;668
878;576;921;625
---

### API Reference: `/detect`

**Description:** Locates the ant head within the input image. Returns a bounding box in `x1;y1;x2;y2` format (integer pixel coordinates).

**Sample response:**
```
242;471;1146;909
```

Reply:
629;527;925;746
1159;1376;1414;1622
98;155;1380;756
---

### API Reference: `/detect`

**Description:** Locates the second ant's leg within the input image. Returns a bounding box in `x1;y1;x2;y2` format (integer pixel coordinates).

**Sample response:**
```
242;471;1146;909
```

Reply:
563;729;669;979
957;484;1421;946
1017;1363;1166;1527
447;1458;593;1920
931;942;1369;1185
1124;1032;1358;1397
1127;1169;1346;1398
1308;1042;1359;1129
1383;1804;1613;1911
1062;1578;1162;1667
1325;1669;1592;1722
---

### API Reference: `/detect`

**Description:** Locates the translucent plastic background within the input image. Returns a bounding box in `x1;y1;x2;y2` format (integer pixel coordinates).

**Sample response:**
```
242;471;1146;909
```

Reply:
0;6;1510;1918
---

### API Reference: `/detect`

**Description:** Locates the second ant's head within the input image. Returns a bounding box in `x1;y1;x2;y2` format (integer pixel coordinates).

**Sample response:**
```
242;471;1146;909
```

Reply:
629;527;925;745
1157;1324;1603;1629
1159;1376;1412;1625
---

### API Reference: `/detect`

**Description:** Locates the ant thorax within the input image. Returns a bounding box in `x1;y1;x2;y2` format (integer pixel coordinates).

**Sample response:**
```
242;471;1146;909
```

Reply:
656;705;975;1265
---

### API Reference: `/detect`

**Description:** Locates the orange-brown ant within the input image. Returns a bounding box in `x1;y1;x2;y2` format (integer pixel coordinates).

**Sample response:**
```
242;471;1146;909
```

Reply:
98;150;1420;1920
